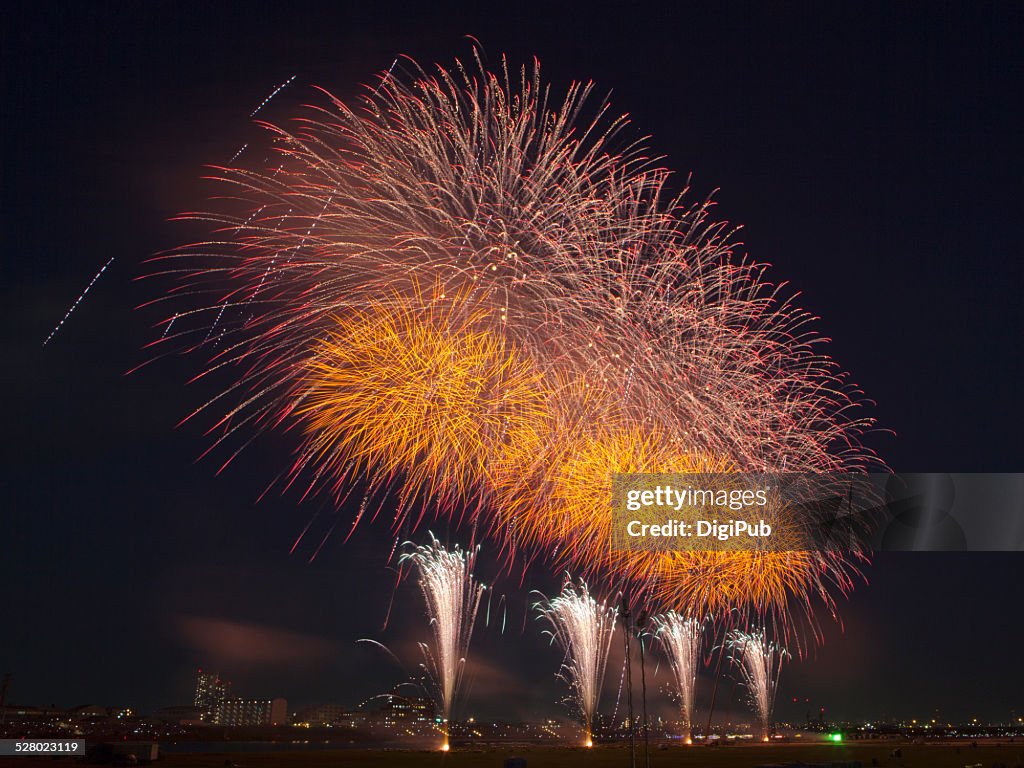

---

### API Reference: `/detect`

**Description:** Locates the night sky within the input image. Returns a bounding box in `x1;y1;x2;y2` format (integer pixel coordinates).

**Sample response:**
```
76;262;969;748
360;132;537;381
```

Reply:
3;2;1022;725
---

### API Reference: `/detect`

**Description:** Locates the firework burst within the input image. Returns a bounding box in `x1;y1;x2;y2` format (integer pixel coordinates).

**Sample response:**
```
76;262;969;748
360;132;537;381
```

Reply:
726;628;789;741
154;49;881;636
400;534;485;749
535;578;616;746
297;287;547;508
653;612;703;743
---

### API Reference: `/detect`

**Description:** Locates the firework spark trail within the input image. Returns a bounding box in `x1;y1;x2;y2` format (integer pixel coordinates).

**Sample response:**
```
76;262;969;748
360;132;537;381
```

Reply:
535;578;616;746
726;628;789;741
400;534;485;750
43;256;115;347
155;49;884;638
231;73;295;166
371;58;399;97
355;637;404;668
250;74;296;117
202;302;227;344
654;612;703;743
161;313;179;338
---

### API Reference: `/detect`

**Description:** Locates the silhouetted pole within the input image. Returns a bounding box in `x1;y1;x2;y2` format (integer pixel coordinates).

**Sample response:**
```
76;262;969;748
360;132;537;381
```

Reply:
637;609;651;768
705;642;727;743
619;596;636;768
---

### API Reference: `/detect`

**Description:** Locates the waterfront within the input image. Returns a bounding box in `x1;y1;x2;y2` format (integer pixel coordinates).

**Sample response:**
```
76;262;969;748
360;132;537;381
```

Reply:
3;741;1023;768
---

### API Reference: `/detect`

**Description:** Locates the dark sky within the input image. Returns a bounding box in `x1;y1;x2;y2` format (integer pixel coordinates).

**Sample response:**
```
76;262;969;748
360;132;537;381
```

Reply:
2;1;1022;726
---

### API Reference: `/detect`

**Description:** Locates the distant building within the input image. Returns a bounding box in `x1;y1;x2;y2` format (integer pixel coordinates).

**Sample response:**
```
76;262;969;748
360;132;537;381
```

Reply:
153;705;205;725
193;670;230;721
295;703;348;726
212;698;287;727
194;670;230;708
68;704;109;718
0;705;50;718
380;696;434;724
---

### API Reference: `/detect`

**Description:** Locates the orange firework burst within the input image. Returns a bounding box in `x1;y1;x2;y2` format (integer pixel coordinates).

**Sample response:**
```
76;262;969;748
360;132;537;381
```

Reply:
644;550;854;621
296;290;548;509
498;426;694;559
158;49;883;639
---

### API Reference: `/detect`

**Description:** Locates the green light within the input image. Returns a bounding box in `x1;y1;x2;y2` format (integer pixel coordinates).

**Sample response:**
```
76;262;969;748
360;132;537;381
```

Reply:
830;733;843;742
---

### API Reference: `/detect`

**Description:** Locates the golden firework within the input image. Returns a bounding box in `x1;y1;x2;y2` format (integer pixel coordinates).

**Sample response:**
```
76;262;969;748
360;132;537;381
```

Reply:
297;292;547;506
166;52;882;638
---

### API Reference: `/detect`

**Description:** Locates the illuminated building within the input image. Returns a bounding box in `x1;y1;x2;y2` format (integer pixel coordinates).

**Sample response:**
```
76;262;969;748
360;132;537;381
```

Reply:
212;698;288;727
193;669;230;717
295;704;348;726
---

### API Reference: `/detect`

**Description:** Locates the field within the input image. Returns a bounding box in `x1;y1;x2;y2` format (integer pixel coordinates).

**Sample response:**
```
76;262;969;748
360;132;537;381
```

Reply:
3;742;1022;768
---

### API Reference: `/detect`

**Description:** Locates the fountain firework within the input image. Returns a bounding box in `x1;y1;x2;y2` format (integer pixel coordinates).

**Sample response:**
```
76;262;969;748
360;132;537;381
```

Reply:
726;628;789;741
653;612;703;743
400;534;485;750
536;579;616;747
